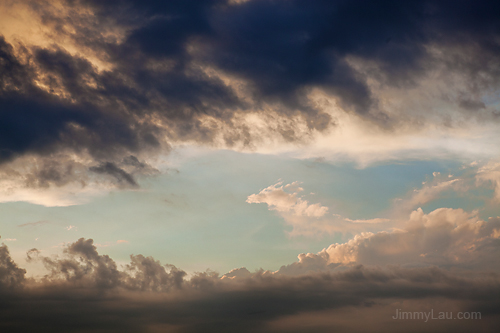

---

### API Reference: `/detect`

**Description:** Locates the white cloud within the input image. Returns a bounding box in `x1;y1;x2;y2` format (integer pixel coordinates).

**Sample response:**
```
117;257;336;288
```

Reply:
276;207;500;274
247;181;328;218
274;252;339;276
221;267;252;280
247;181;337;237
248;181;394;237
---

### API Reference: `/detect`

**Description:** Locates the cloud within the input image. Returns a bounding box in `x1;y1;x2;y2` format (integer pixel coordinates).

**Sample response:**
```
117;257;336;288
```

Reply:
89;162;138;188
394;175;464;214
477;161;500;202
0;236;499;332
0;242;26;289
221;267;252;280
274;252;339;277
276;207;500;273
18;220;49;228
0;0;500;196
343;218;390;224
407;179;461;208
0;152;158;206
247;181;393;237
247;181;328;218
247;181;340;237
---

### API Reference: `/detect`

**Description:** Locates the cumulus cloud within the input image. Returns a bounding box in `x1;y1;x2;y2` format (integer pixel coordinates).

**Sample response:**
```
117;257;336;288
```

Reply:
247;181;328;217
275;207;500;274
0;242;26;290
247;181;392;237
221;267;253;280
247;181;344;237
0;235;499;332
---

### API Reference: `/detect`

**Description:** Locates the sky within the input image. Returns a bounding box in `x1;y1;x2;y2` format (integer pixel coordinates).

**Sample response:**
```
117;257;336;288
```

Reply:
1;0;500;332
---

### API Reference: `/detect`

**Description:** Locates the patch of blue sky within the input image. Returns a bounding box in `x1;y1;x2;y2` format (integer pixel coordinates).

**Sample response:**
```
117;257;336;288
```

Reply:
420;187;495;217
0;149;488;275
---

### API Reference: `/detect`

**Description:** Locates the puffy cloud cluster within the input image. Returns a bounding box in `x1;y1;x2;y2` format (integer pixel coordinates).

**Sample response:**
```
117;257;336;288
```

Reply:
0;241;25;290
247;181;341;237
247;181;328;217
276;207;500;276
25;238;186;292
0;233;500;332
247;181;393;237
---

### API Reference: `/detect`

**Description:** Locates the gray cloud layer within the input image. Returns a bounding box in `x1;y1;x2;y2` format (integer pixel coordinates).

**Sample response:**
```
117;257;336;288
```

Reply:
1;229;500;332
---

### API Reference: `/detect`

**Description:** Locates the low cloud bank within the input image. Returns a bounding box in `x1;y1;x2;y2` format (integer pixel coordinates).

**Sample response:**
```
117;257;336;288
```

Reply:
2;206;500;332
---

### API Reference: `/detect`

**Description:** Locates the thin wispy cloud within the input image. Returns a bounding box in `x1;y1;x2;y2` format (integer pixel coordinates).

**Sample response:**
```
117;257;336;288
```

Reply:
18;220;49;228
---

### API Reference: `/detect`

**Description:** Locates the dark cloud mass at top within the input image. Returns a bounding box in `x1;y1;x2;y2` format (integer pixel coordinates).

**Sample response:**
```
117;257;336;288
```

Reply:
1;0;500;171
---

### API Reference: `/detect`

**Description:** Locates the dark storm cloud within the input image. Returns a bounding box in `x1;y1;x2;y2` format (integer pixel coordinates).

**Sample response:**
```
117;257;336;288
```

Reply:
89;0;500;118
0;37;148;163
1;0;500;176
205;0;424;114
0;238;499;332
